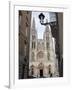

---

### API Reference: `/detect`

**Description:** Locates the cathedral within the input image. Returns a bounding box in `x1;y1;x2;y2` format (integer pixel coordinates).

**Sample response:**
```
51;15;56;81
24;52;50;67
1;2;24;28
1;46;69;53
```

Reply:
29;18;59;78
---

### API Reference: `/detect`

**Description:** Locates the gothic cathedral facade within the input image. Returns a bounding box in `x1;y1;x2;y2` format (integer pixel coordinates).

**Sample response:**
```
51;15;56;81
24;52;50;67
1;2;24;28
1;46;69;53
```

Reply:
29;18;59;78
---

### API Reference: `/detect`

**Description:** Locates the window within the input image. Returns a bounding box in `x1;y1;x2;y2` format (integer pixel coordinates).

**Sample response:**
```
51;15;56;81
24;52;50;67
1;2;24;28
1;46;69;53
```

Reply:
32;42;35;49
34;42;35;48
47;42;49;49
47;52;50;60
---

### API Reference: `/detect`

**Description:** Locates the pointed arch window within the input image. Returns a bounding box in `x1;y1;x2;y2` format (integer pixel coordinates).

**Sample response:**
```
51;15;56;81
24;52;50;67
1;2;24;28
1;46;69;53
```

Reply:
32;42;35;49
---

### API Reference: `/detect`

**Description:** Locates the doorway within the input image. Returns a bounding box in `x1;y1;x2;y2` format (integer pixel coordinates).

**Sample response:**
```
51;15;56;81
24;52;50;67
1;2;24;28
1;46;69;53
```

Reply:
40;69;43;77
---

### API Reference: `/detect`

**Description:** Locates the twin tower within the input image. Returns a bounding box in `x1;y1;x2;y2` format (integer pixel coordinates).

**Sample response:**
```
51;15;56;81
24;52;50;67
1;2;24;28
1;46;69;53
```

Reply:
29;18;59;78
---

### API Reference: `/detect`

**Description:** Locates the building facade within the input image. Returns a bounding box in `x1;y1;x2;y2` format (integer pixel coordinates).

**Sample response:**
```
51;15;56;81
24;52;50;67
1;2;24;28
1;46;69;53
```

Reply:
49;12;63;77
19;11;31;79
29;18;59;78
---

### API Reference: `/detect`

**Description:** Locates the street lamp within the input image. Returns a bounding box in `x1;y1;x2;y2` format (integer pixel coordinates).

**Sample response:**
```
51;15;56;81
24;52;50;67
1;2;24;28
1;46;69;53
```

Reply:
38;13;56;26
39;13;45;24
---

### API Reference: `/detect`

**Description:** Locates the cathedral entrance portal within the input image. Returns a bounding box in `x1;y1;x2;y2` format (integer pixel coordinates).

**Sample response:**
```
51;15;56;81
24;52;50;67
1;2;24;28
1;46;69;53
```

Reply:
40;69;43;77
38;63;44;77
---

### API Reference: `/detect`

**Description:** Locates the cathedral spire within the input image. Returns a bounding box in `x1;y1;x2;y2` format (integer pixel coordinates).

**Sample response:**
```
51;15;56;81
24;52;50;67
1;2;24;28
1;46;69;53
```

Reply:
43;19;52;40
45;21;51;33
45;19;50;32
32;17;36;30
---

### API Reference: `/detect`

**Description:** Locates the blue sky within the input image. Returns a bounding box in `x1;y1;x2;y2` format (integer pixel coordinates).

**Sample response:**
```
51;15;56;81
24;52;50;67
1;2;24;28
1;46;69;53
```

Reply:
31;11;50;39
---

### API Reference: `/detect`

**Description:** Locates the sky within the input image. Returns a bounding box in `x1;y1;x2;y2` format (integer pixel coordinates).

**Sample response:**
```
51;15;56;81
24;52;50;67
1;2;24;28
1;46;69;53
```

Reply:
31;11;50;39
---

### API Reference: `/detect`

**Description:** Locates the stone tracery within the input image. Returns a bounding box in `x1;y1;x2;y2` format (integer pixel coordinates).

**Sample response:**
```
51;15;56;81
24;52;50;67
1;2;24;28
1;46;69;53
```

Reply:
29;18;59;78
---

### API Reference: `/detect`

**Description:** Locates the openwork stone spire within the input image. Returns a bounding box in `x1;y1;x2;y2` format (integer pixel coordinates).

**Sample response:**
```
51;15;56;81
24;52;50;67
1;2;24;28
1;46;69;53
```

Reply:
32;17;36;30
